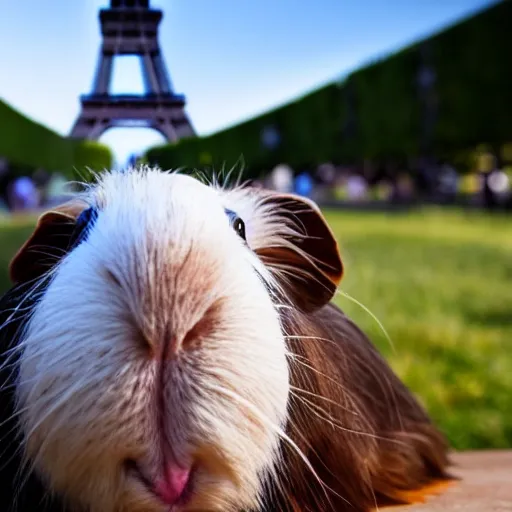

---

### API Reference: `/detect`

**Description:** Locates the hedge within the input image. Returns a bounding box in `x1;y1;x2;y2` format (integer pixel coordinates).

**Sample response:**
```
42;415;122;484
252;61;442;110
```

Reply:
0;99;113;178
431;0;512;154
71;139;114;178
146;0;512;175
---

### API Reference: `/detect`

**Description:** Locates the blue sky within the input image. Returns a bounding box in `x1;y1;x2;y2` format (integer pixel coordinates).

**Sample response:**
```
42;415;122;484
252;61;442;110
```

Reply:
0;0;494;165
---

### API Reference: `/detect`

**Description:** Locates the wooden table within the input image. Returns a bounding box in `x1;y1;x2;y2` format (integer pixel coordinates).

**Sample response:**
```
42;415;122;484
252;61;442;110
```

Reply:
384;450;512;511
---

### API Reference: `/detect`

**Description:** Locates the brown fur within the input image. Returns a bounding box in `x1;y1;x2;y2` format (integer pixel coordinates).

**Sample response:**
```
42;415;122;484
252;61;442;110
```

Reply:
262;304;453;511
9;199;88;284
251;189;454;512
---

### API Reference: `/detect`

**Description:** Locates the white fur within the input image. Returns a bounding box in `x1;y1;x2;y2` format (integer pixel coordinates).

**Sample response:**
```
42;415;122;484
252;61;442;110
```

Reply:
15;168;290;512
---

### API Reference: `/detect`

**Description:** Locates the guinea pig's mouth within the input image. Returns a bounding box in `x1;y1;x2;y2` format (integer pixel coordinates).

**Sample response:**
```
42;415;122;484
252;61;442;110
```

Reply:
124;459;196;509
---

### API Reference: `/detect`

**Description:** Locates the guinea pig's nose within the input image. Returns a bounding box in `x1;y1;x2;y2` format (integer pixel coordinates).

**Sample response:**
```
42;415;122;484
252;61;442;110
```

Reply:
151;300;222;359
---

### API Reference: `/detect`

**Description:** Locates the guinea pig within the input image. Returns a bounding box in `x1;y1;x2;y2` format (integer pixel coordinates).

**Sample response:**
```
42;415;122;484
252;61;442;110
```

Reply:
0;167;453;512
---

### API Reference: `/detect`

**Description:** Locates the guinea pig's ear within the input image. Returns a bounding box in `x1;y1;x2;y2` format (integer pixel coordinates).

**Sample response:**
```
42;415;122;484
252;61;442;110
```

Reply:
9;199;88;285
254;192;343;312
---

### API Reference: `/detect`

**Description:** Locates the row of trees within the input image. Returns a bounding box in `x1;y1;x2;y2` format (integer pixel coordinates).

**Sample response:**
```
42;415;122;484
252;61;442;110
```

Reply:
145;0;511;179
0;99;112;179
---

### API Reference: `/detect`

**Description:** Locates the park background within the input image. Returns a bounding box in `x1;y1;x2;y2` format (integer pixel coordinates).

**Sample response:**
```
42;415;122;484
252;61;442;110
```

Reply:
0;0;511;453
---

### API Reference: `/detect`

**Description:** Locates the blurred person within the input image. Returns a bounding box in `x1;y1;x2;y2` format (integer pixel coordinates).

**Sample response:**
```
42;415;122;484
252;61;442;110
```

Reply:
317;163;341;202
478;152;499;210
8;175;39;212
269;163;293;193
316;162;337;186
393;173;415;203
504;166;512;211
332;175;347;201
482;172;497;210
294;170;314;198
415;156;438;199
487;169;510;207
346;172;368;201
375;179;394;201
438;162;459;204
459;172;481;204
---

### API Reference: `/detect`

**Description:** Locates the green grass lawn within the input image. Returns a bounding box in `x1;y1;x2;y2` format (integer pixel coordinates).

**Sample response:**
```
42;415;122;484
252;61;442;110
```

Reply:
327;207;512;451
0;208;510;451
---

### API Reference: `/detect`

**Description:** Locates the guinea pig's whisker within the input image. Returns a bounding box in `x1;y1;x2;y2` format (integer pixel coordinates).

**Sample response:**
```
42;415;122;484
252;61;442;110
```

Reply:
0;295;47;320
262;456;302;512
0;306;42;342
0;431;33;481
21;423;60;484
289;385;359;416
0;276;54;394
200;381;351;509
69;167;89;185
0;281;39;330
18;376;100;492
0;343;28;366
11;464;39;512
0;300;44;317
223;159;246;190
324;340;405;431
8;336;85;372
335;289;395;353
290;391;403;444
0;377;69;438
9;272;50;293
284;407;385;512
288;348;405;433
14;448;65;511
198;169;213;187
21;255;61;269
218;165;233;189
0;341;50;380
211;170;220;189
273;304;295;312
284;333;340;347
0;423;26;468
1;364;55;396
0;377;20;392
290;336;403;428
15;454;40;505
74;167;101;186
0;341;55;388
274;416;343;512
0;395;47;433
0;279;44;332
28;243;69;255
0;401;42;479
286;352;360;403
21;372;90;448
286;352;383;436
289;392;357;436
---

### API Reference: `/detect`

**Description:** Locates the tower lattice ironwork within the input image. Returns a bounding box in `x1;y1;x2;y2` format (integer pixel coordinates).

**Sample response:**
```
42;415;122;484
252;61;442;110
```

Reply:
70;0;195;142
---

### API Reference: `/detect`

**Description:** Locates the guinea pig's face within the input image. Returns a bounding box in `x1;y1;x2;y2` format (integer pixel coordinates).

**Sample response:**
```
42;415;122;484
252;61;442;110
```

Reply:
8;168;343;512
13;170;290;512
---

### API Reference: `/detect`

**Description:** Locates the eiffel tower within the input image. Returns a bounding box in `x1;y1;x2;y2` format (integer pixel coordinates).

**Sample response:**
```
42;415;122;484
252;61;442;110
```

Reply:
70;0;195;142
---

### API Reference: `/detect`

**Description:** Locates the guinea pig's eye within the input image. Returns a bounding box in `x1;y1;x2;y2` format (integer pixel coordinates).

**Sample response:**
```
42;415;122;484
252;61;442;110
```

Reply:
69;206;98;248
225;208;246;241
233;217;246;240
